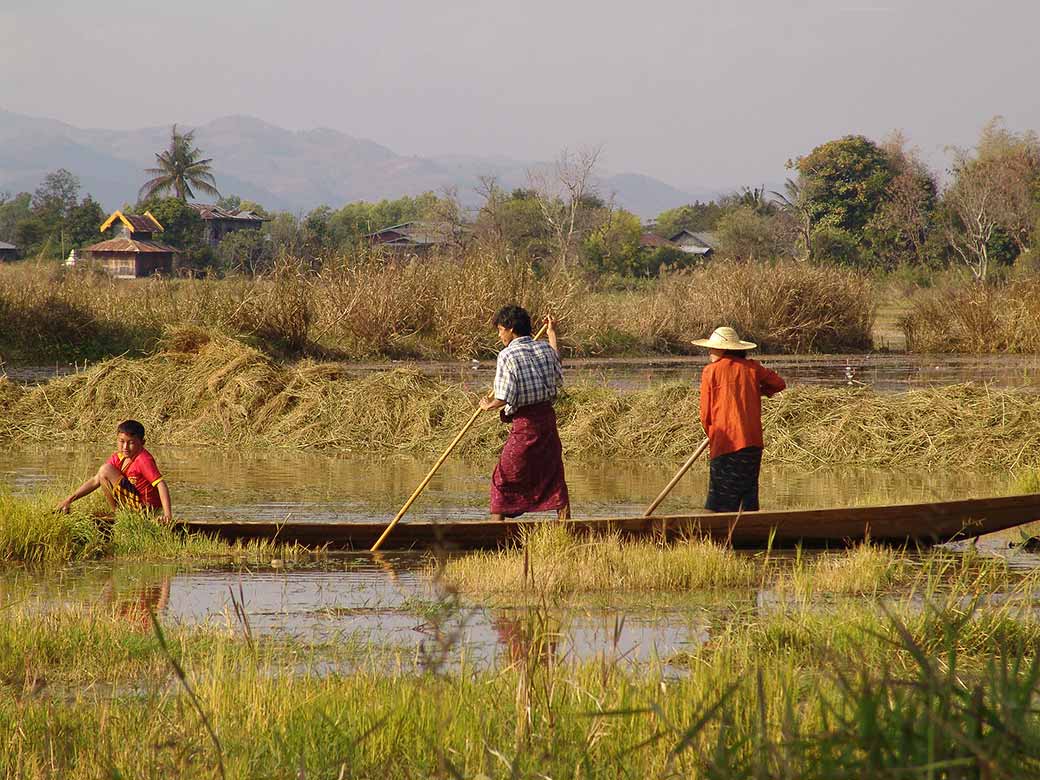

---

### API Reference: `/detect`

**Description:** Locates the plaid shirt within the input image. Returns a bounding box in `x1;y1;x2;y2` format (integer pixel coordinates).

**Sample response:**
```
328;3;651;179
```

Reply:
493;336;563;416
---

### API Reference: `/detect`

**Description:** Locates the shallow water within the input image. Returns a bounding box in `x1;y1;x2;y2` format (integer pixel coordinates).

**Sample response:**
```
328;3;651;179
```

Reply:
4;443;1038;671
0;444;1021;524
9;352;1040;392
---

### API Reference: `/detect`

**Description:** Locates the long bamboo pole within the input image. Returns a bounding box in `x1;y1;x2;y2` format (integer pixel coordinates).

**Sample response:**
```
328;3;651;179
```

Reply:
370;322;549;552
642;437;710;517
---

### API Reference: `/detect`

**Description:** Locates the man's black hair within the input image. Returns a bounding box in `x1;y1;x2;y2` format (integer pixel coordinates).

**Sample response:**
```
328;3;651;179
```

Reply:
723;349;750;358
492;305;532;337
117;419;146;440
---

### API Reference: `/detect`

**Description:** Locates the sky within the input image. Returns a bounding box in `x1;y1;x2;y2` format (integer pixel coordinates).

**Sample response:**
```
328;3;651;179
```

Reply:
2;0;1038;194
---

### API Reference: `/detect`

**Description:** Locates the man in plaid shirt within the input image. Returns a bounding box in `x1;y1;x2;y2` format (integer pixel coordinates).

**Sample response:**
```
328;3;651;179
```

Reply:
479;305;570;520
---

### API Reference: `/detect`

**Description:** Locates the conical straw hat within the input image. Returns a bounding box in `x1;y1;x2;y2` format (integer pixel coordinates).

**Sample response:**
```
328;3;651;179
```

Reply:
691;326;757;351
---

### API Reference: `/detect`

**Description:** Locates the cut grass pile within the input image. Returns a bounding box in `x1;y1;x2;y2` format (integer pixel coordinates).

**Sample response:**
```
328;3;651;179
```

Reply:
0;255;876;363
0;487;301;563
4;334;1040;469
3;574;1040;778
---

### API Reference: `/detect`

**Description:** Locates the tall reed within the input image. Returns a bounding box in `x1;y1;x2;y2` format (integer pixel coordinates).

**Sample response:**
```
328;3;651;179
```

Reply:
0;254;877;363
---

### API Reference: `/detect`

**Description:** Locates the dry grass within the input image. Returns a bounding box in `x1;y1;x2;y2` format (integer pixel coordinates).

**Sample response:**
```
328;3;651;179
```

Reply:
3;336;1040;469
903;276;1040;352
0;255;877;363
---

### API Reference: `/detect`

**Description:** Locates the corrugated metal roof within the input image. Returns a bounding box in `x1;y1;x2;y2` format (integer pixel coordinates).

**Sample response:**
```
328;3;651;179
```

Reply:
364;221;460;245
84;237;178;254
670;229;718;249
187;203;268;222
0;241;16;250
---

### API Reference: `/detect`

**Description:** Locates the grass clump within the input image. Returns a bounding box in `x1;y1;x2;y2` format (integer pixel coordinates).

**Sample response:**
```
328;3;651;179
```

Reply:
0;487;300;563
440;524;756;595
903;276;1040;352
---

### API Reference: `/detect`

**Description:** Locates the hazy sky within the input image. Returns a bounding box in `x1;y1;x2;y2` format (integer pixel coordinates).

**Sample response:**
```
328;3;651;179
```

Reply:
2;0;1038;193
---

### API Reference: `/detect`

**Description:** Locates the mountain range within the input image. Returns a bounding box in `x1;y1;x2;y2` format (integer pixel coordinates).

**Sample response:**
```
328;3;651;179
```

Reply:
0;109;715;218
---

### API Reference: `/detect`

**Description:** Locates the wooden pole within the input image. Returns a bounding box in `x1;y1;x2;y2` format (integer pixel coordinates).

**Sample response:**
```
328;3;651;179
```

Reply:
643;438;710;517
370;322;549;552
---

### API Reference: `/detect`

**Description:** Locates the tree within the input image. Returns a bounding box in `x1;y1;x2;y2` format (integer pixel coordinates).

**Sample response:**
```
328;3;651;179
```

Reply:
138;196;212;272
582;209;643;275
67;196;106;249
770;178;813;260
865;132;939;268
796;135;894;236
942;119;1040;280
715;206;789;261
528;147;604;268
32;169;80;223
474;184;553;258
218;229;274;275
32;169;81;258
138;125;220;202
654;202;725;238
0;193;32;245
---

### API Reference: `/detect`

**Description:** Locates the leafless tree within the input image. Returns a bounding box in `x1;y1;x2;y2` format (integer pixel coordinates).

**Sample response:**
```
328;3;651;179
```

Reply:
943;119;1040;280
527;146;603;268
474;174;505;245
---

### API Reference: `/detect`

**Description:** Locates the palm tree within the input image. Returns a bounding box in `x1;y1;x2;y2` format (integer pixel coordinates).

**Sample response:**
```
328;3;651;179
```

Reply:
770;178;813;260
138;125;220;202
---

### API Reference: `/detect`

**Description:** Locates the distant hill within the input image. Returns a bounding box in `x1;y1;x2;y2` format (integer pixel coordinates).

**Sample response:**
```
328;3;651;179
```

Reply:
0;110;718;217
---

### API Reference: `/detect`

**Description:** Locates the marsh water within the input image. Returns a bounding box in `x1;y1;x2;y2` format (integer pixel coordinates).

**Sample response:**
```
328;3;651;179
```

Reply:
3;442;1040;671
10;351;1040;392
4;353;1040;671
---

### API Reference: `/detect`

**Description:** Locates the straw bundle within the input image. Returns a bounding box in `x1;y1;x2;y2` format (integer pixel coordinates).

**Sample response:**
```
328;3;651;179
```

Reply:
3;337;1040;469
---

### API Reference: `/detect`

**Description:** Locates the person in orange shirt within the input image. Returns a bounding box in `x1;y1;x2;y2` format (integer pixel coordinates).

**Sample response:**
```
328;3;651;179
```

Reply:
693;327;786;512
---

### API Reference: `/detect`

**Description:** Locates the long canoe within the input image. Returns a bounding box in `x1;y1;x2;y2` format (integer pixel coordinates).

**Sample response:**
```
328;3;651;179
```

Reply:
178;493;1040;551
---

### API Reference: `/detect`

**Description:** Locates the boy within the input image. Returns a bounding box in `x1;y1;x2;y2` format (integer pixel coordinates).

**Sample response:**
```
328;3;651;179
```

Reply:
479;305;570;521
56;419;172;523
693;326;786;513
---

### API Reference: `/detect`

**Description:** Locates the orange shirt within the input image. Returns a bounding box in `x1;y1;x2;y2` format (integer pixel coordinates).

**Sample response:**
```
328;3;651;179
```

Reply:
699;356;786;458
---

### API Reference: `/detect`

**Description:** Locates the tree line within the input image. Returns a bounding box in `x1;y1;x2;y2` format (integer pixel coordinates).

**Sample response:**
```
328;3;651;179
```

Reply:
2;118;1038;281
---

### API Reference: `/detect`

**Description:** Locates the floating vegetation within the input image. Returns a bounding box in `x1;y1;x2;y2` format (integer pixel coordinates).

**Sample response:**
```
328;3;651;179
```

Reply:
439;524;756;595
3;335;1040;470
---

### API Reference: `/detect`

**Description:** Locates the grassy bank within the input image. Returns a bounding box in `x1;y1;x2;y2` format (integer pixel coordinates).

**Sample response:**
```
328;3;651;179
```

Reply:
0;256;875;363
0;488;301;563
3;335;1040;468
3;576;1040;777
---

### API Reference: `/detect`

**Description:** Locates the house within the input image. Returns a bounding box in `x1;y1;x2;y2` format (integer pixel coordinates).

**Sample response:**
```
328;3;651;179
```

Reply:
669;230;718;257
83;211;177;278
363;221;464;252
0;241;17;261
186;204;268;247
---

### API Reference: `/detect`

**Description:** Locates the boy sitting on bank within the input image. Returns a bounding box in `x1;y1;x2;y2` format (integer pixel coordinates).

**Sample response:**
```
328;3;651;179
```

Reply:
56;419;172;524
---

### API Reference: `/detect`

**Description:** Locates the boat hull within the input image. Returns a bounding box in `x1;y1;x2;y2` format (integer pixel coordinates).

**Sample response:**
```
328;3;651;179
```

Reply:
177;493;1040;551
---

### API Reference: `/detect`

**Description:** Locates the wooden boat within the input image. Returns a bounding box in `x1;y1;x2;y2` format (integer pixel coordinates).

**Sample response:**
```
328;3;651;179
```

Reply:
177;493;1040;551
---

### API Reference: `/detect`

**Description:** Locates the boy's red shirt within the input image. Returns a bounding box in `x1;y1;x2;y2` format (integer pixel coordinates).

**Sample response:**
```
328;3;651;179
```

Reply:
108;448;164;508
699;356;786;458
